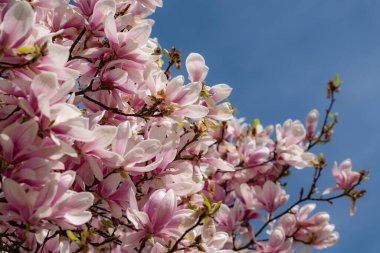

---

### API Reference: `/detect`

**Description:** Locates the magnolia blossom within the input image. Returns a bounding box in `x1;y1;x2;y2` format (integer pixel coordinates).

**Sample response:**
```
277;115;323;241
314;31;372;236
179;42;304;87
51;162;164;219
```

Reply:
253;181;289;213
306;109;319;139
275;120;316;169
291;204;340;249
256;227;292;253
323;159;361;194
0;171;94;227
125;189;191;248
0;0;366;252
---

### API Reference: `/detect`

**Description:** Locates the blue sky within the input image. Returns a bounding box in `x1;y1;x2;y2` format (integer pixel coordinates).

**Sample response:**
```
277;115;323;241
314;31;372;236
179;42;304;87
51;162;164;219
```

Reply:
152;1;380;252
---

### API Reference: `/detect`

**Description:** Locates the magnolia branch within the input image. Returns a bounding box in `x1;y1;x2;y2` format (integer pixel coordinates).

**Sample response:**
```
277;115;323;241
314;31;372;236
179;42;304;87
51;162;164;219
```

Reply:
235;169;366;251
308;82;338;149
68;28;86;61
167;216;203;253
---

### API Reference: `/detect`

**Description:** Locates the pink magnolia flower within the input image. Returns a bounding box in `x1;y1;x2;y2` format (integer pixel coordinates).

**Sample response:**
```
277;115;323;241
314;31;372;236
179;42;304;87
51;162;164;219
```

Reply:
144;73;209;119
215;201;246;233
101;10;155;83
186;53;209;83
42;1;85;40
185;53;234;120
178;136;235;173
3;158;64;188
96;173;132;218
164;77;209;119
0;171;94;228
226;117;249;140
203;85;234;121
275;120;316;169
125;188;187;247
241;139;271;168
112;121;162;173
0;118;61;164
136;0;163;12
130;0;163;17
0;0;366;251
160;160;204;196
277;213;297;236
323;159;361;194
76;124;124;183
88;0;116;36
73;0;98;17
305;109;319;139
253;180;289;213
236;184;261;211
291;204;339;249
256;226;292;253
0;2;35;50
188;221;230;253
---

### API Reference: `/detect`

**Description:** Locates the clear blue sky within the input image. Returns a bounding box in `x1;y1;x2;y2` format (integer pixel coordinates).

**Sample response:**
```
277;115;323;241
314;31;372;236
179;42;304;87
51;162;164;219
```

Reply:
152;1;380;252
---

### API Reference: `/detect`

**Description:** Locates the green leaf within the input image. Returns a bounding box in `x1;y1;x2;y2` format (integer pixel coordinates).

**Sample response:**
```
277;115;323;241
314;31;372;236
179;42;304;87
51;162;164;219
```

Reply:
80;230;88;244
188;202;198;211
17;47;33;54
212;201;222;215
34;43;41;55
201;194;211;213
101;219;114;228
66;230;80;243
164;49;170;58
200;215;208;224
333;73;341;88
253;118;260;128
186;233;194;242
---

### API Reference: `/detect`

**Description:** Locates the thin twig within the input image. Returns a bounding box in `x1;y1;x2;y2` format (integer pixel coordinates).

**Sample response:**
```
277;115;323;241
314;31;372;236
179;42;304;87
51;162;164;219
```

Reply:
68;28;86;60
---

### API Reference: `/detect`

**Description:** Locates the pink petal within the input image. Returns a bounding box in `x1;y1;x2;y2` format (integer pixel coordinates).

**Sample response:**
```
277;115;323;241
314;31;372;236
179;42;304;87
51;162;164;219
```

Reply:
152;189;177;231
172;82;202;106
63;192;94;213
82;125;117;152
64;211;92;225
101;173;121;196
35;180;58;209
0;2;35;48
186;53;209;82
86;155;104;181
165;76;185;100
126;157;162;172
0;134;14;161
46;44;70;67
112;121;130;155
124;139;161;164
128;188;138;210
3;178;30;218
208;231;228;250
50;104;82;125
210;83;232;103
125;23;152;46
31;72;59;99
172;105;209;119
202;157;234;172
126;208;150;229
104;14;118;49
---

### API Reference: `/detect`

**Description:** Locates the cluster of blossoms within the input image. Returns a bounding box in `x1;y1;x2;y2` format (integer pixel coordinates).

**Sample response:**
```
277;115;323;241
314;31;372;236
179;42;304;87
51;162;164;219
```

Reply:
0;1;367;253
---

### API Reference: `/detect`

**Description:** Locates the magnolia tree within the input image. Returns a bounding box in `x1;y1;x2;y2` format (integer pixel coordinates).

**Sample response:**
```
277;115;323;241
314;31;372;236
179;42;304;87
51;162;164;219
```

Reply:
0;1;368;253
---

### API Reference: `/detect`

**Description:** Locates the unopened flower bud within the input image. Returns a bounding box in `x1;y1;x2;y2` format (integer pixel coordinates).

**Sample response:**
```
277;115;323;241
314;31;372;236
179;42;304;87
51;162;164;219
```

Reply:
306;109;319;137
